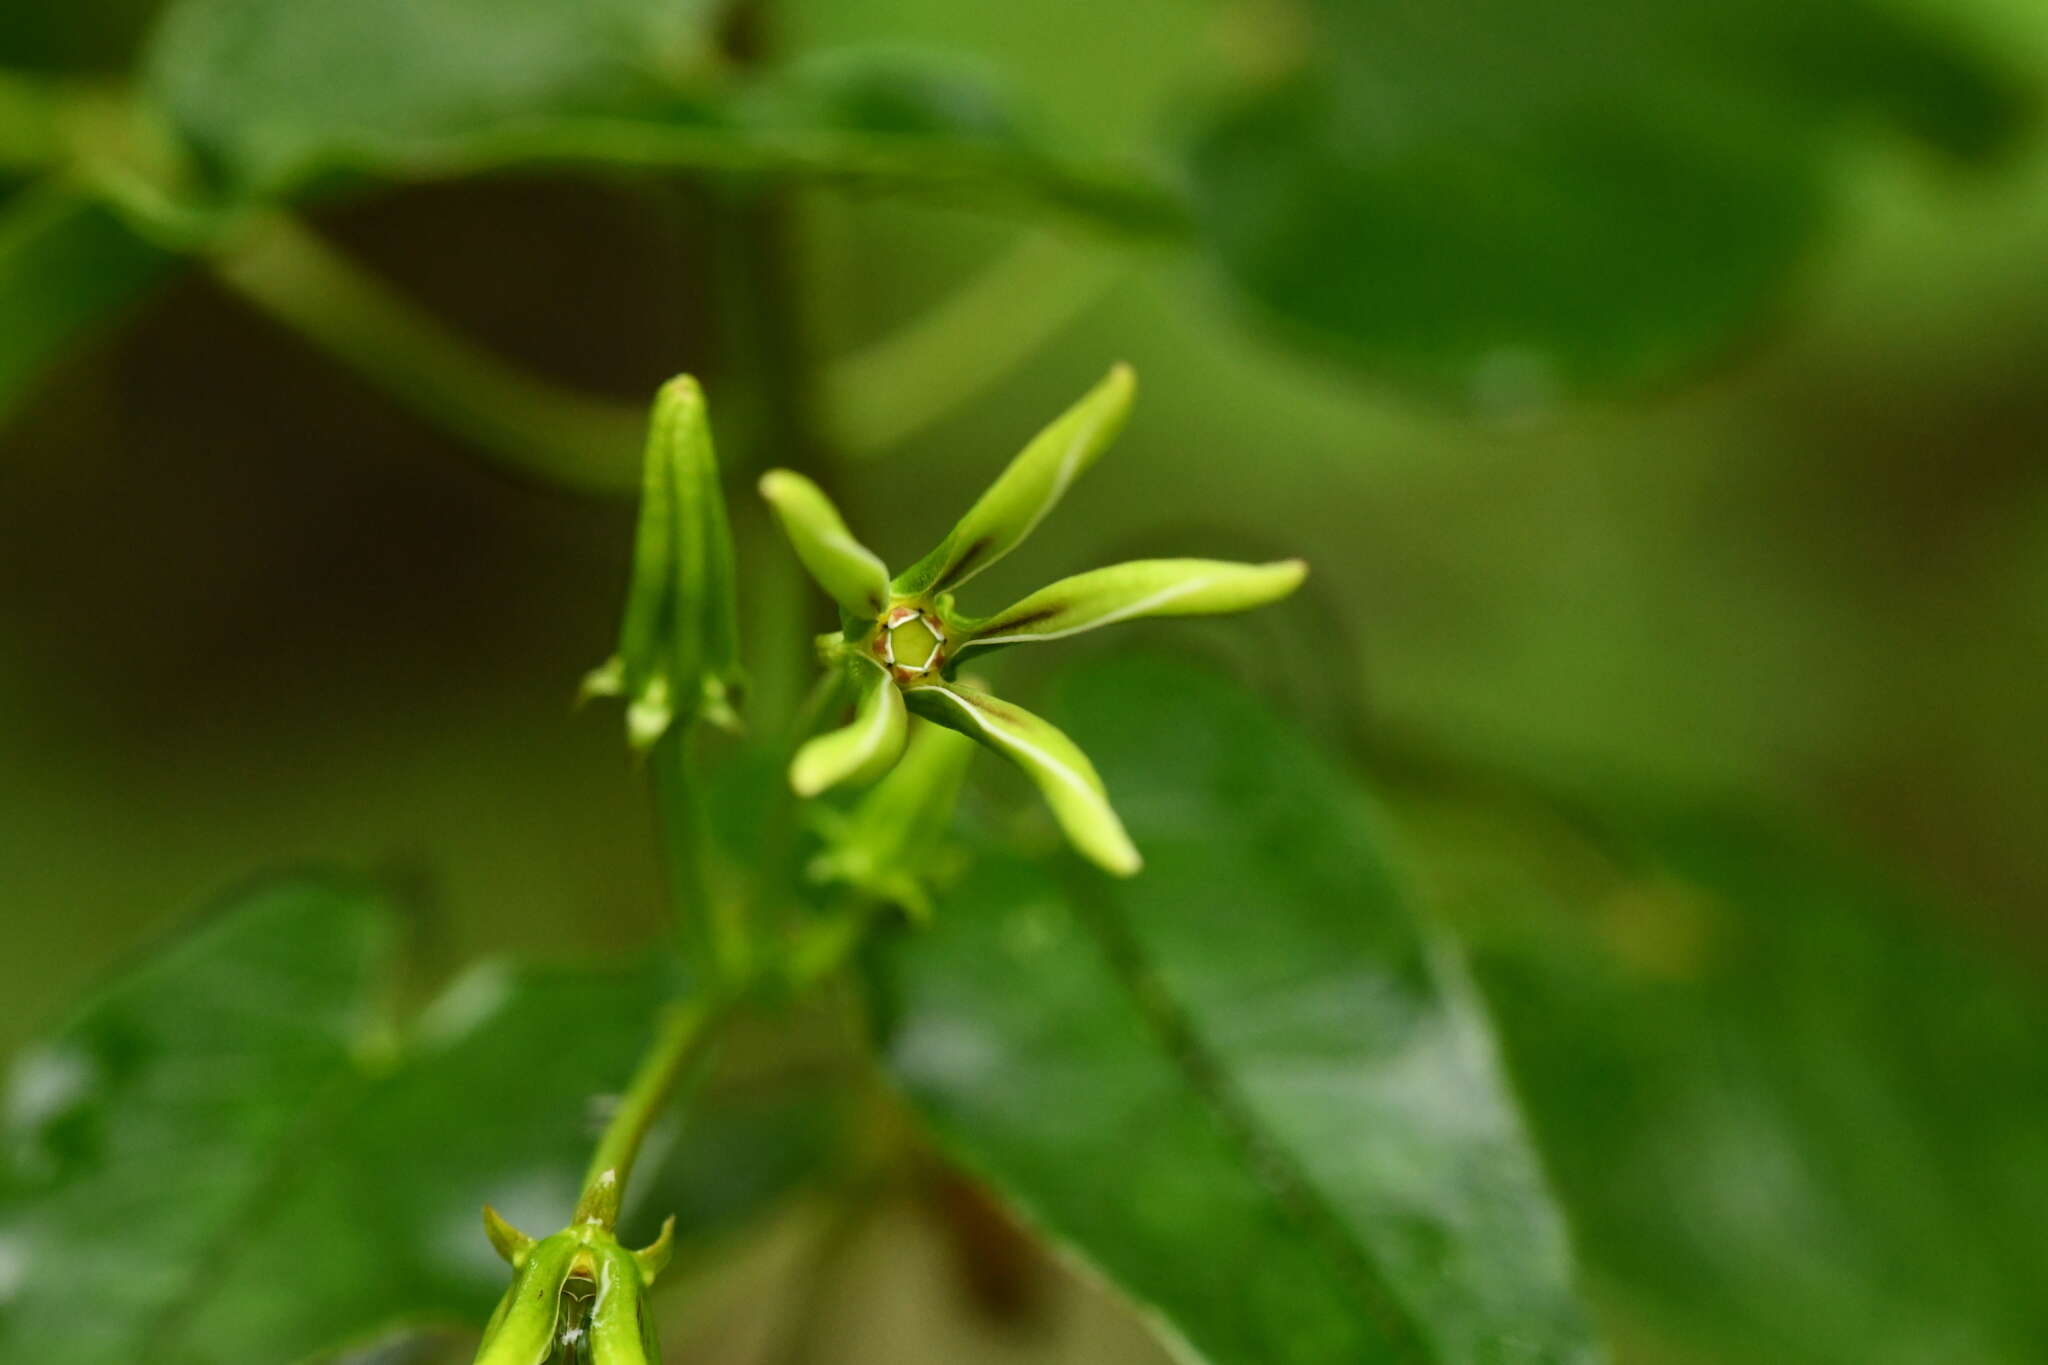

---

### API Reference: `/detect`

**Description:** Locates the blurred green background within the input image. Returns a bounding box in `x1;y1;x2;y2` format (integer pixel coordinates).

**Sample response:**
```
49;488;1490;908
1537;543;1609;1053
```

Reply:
3;0;2046;1361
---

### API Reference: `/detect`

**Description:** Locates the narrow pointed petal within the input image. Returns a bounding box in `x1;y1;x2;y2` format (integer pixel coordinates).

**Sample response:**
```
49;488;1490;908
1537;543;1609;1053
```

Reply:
957;557;1308;655
759;469;892;618
790;658;908;796
471;1232;577;1365
903;682;1141;876
588;1241;663;1364
892;364;1135;599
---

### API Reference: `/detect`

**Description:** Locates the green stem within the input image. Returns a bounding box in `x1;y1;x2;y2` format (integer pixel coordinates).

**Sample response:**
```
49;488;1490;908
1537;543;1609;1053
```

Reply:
210;213;646;495
320;118;1189;242
821;232;1123;458
651;725;752;982
574;994;723;1229
651;727;717;975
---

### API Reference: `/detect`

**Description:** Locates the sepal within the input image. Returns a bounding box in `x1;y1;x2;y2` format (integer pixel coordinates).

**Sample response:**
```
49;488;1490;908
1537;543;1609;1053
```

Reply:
594;374;745;749
483;1205;536;1267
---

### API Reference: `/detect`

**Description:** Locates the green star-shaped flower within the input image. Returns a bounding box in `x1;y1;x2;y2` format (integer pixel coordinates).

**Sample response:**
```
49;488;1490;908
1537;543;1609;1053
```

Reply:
761;364;1306;875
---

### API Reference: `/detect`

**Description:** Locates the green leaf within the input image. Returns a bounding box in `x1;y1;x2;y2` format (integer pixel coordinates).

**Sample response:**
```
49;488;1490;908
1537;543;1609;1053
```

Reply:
143;0;723;200
0;183;177;425
1;877;835;1364
790;656;907;797
0;875;390;1363
955;557;1308;656
738;45;1027;145
759;469;893;620
1435;805;2048;1363
879;657;1599;1363
901;680;1140;877
891;363;1134;600
1183;0;2027;402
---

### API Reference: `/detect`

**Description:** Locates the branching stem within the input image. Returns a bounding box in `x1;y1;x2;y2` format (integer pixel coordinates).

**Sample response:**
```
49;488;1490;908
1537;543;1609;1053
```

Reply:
211;213;646;495
574;993;723;1229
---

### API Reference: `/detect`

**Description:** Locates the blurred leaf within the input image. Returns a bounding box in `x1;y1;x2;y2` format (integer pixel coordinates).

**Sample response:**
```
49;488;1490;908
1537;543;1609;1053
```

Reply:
738;45;1026;143
0;0;169;73
1184;0;2028;403
877;657;1600;1364
0;875;389;1363
0;182;177;422
142;0;725;199
0;875;835;1365
142;2;1182;231
1441;806;2048;1363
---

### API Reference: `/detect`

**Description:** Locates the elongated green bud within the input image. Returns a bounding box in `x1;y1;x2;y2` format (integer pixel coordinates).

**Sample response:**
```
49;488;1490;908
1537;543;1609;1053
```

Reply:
586;375;744;749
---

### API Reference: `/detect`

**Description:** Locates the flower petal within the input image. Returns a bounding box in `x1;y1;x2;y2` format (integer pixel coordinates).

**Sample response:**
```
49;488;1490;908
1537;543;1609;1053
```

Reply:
759;469;892;618
790;657;907;796
892;363;1134;599
903;682;1141;876
588;1239;662;1365
956;557;1308;655
471;1231;576;1365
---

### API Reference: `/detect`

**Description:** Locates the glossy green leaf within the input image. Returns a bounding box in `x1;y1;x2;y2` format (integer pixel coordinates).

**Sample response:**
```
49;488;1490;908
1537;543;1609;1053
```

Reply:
143;0;723;201
790;656;907;797
0;182;177;425
955;557;1308;656
879;657;1599;1363
891;363;1134;600
759;469;893;620
0;875;390;1363
0;878;835;1365
901;679;1140;877
1432;805;2048;1364
1184;0;2026;401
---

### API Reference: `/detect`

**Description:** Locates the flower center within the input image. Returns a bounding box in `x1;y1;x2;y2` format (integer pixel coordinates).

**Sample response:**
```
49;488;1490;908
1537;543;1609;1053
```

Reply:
878;606;946;681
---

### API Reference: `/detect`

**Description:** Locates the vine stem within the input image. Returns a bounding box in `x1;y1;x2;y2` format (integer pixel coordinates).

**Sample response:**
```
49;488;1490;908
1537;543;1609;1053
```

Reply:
574;993;725;1230
650;726;719;977
821;232;1123;458
210;212;646;495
